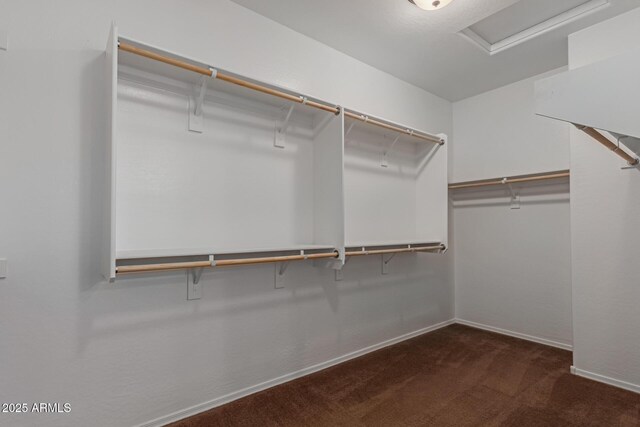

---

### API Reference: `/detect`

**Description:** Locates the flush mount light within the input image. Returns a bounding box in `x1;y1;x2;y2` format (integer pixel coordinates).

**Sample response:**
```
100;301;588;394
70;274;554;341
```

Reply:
409;0;454;11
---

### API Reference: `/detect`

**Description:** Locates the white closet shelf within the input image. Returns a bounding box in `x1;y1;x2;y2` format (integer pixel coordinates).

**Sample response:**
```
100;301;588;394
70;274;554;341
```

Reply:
345;240;443;248
115;242;445;276
118;36;339;116
116;249;340;275
344;110;443;146
345;242;446;257
116;245;336;260
535;49;640;166
117;36;442;146
448;170;570;190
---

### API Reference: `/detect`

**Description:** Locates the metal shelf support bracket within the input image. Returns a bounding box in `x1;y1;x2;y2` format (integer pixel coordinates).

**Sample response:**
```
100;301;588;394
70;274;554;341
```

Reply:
382;134;403;168
502;178;520;209
275;99;303;148
189;74;212;133
381;252;397;274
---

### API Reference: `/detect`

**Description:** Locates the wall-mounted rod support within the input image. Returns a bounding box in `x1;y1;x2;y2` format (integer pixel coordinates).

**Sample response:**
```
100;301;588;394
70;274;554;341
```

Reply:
278;261;290;276
448;170;570;190
275;104;296;148
117;42;443;145
191;267;204;285
384;253;397;264
501;179;521;209
385;134;402;156
382;134;403;167
116;251;339;275
345;122;356;139
279;105;295;134
575;125;639;166
189;75;209;133
194;76;208;117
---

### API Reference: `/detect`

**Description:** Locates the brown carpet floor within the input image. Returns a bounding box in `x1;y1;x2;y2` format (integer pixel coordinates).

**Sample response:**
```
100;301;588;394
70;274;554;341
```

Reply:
170;324;640;426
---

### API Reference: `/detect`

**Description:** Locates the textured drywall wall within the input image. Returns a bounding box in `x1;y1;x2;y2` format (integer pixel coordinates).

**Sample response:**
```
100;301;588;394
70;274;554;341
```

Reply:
568;7;640;391
452;70;572;348
0;1;452;426
451;69;570;183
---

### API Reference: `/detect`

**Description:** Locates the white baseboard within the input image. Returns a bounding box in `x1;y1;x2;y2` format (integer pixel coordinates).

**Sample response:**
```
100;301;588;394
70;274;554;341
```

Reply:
571;366;640;394
455;318;573;351
137;319;456;427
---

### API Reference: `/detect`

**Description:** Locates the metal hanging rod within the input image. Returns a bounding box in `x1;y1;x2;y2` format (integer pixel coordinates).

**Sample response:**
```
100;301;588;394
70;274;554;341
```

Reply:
117;41;442;145
345;244;445;257
116;251;340;275
575;125;639;166
448;170;570;190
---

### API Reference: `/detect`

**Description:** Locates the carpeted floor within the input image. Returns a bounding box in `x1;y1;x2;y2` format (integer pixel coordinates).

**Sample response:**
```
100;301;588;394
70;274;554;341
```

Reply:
169;324;640;426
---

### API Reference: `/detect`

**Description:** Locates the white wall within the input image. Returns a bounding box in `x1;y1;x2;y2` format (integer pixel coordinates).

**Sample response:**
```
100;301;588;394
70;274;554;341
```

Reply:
452;69;570;182
452;72;573;349
0;1;453;426
568;7;640;391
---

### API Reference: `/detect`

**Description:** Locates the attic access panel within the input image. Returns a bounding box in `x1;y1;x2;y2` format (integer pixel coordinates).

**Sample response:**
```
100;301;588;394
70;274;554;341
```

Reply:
460;0;609;55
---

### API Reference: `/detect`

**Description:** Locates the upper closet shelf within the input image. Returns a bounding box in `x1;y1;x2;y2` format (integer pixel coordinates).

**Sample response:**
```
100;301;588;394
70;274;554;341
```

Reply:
344;109;444;146
535;48;640;166
117;36;443;145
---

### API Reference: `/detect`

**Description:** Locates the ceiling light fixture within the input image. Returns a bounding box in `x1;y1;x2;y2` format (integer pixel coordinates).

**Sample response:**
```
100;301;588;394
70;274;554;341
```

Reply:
409;0;454;11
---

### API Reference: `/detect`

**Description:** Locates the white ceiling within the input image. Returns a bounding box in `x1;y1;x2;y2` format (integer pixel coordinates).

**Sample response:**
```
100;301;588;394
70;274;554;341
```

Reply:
231;0;640;101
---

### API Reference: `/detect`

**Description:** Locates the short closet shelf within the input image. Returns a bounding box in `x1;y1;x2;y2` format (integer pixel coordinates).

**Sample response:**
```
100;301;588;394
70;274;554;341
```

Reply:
342;112;448;250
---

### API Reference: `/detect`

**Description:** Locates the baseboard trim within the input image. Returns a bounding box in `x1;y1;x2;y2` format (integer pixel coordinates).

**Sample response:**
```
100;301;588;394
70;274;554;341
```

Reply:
571;366;640;394
136;318;456;427
455;318;573;351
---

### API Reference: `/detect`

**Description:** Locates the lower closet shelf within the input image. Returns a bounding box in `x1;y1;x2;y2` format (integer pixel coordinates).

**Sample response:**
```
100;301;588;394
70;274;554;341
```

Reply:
116;246;339;275
115;242;445;276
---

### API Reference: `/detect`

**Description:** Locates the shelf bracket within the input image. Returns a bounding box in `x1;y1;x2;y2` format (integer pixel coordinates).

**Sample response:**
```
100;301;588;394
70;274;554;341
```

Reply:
189;75;209;133
275;100;302;148
275;261;291;289
188;255;214;291
616;135;640;170
346;116;368;145
187;267;205;300
382;134;403;168
191;267;204;285
502;179;520;209
344;122;356;144
621;163;640;170
275;250;302;288
381;253;398;275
